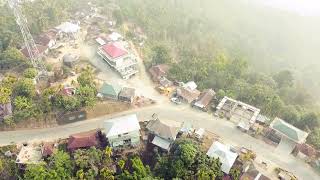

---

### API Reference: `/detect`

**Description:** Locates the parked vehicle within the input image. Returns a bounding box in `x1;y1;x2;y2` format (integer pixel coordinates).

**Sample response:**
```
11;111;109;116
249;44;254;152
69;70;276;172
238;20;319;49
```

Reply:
171;97;182;105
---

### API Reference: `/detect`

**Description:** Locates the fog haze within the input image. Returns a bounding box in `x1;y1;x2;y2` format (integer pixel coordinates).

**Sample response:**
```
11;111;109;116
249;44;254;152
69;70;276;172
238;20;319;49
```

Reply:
255;0;320;16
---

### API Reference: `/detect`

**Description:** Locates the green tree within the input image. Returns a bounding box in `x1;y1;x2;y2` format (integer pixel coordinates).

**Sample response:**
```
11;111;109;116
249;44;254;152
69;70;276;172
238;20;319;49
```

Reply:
13;96;40;121
48;151;73;179
1;74;17;89
151;45;172;65
0;86;12;104
77;85;97;108
23;68;38;79
104;147;113;158
118;159;126;171
14;96;32;110
117;156;153;180
0;47;26;67
307;128;320;149
73;147;102;178
172;140;198;167
230;167;241;180
3;116;15;127
24;164;48;180
13;78;36;97
113;10;124;26
297;112;320;130
55;94;81;112
40;87;57;113
0;158;18;179
100;168;115;180
280;105;300;125
155;138;223;179
77;66;96;88
131;156;152;179
273;70;294;88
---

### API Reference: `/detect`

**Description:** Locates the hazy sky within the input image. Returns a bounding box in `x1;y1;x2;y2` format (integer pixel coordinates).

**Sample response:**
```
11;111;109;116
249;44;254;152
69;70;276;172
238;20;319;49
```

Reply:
256;0;320;16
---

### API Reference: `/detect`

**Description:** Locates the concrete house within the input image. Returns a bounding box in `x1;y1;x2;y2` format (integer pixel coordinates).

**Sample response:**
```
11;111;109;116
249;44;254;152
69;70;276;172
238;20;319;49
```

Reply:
104;114;141;148
216;96;260;131
147;119;182;151
98;42;138;79
98;83;122;100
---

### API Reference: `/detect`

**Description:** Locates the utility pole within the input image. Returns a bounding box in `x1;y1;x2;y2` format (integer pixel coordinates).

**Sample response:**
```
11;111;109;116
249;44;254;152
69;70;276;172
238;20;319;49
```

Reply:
7;0;47;80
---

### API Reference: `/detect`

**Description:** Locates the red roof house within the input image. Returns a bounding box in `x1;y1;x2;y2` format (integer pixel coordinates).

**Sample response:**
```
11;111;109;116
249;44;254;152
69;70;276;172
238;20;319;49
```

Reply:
193;89;216;111
42;142;55;157
67;130;101;151
293;143;318;160
149;64;170;82
102;43;128;59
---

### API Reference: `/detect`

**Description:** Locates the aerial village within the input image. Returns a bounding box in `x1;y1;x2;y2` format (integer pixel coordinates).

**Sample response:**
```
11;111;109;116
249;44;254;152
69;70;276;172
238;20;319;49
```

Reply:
0;1;319;180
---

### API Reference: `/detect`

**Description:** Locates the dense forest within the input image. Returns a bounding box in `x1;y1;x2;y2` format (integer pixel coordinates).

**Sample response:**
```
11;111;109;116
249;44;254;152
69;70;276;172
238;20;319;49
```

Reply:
112;0;320;148
115;0;320;100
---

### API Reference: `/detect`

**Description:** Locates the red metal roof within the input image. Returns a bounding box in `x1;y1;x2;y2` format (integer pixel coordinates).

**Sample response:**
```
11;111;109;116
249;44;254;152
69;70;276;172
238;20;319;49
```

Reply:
102;43;128;59
67;130;100;151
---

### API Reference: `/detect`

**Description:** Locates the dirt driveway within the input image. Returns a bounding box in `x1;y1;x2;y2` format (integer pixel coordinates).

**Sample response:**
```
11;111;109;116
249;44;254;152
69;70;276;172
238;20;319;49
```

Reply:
78;37;168;104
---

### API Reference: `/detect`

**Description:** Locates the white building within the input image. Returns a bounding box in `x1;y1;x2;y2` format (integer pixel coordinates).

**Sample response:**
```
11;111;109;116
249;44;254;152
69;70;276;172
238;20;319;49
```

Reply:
55;22;80;38
108;32;122;42
104;114;141;148
98;42;138;79
206;141;238;174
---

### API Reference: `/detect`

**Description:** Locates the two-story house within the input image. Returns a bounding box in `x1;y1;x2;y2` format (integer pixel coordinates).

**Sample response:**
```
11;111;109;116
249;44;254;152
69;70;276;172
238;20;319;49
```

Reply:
98;42;138;79
104;114;141;148
146;118;182;151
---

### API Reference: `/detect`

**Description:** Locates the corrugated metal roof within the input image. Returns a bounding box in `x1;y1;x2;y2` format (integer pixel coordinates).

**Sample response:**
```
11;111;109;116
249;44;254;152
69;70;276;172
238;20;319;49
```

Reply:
270;117;309;143
104;114;140;137
207;141;238;174
152;136;171;150
99;83;122;97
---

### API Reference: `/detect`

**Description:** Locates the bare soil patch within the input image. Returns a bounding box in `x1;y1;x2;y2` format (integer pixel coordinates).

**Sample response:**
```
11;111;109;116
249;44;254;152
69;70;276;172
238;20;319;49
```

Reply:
86;101;131;119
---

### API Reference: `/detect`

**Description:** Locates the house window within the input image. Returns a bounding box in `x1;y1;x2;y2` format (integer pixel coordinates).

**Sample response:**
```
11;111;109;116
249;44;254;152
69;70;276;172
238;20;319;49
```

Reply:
124;139;131;145
118;134;122;137
123;132;129;135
